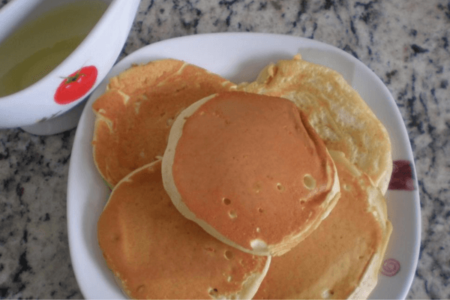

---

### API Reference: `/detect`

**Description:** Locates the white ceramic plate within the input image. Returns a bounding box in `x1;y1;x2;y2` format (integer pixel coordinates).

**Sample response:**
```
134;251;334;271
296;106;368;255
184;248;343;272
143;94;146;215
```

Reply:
67;33;420;299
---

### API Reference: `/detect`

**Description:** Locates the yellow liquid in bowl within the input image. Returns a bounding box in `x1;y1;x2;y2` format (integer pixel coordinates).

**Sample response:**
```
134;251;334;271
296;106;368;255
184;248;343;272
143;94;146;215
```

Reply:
0;0;108;97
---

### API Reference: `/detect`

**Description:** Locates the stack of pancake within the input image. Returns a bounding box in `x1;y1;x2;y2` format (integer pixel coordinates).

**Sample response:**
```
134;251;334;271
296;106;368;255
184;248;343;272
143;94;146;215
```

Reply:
93;55;392;299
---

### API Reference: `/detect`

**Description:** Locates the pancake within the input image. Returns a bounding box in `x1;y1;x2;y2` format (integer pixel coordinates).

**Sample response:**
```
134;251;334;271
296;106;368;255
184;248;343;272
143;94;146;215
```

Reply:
92;59;235;187
162;91;340;257
97;160;270;299
253;151;392;300
236;55;392;194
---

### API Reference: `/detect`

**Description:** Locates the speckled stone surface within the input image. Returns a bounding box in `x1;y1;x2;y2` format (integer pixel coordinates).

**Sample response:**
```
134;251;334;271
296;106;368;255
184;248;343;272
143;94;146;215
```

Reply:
0;0;449;299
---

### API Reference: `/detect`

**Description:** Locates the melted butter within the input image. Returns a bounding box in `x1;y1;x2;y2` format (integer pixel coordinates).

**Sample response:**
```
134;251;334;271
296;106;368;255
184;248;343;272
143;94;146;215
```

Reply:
0;0;108;97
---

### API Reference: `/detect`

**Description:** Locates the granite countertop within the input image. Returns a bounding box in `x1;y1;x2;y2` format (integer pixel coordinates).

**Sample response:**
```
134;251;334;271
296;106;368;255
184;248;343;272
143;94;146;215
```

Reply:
0;0;449;299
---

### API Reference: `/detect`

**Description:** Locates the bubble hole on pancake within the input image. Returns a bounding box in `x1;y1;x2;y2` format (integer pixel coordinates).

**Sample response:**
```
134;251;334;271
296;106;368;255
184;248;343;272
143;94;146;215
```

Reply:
92;59;235;187
97;160;270;300
235;55;392;194
162;91;340;257
253;151;392;300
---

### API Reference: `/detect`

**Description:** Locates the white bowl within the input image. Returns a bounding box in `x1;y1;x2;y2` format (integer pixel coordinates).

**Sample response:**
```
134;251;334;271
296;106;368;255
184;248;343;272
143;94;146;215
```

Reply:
67;33;421;299
0;0;140;134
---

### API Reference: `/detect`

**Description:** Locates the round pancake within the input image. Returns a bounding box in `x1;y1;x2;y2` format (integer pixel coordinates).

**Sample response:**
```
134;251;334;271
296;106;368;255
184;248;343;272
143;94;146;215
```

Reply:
253;151;392;300
92;59;235;187
97;160;270;299
162;91;340;257
236;55;392;194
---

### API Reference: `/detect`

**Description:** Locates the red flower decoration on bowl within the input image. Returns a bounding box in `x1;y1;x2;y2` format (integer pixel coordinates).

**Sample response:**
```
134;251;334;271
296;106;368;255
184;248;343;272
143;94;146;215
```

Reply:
54;66;97;105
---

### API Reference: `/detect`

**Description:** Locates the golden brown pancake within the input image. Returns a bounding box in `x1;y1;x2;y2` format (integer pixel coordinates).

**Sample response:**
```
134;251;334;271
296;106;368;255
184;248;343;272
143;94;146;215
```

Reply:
236;55;392;194
92;59;235;187
162;91;340;256
97;160;270;299
253;151;392;300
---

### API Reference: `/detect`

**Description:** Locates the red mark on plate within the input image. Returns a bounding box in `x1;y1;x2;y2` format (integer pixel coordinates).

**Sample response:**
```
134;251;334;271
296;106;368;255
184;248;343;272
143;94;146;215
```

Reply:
381;258;401;277
388;160;415;191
